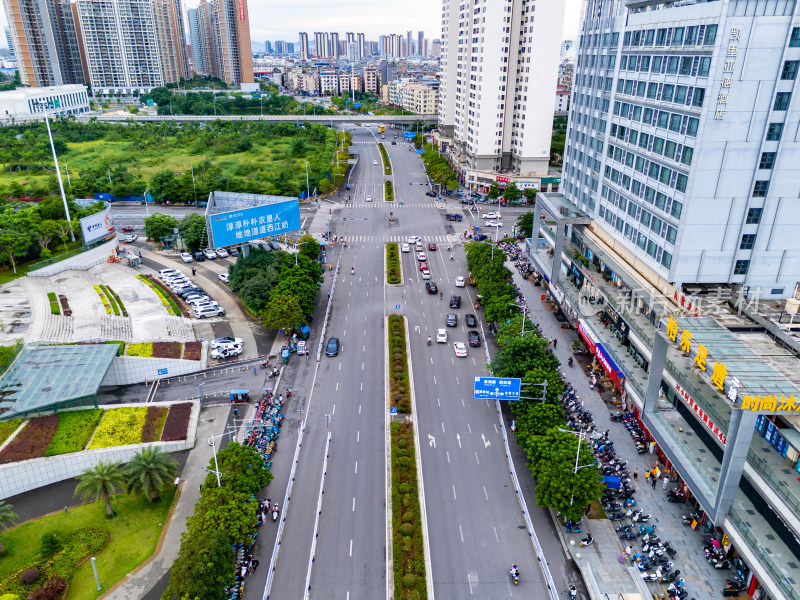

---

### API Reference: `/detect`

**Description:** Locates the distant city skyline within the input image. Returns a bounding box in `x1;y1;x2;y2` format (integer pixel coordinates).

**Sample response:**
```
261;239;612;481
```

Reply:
1;0;583;49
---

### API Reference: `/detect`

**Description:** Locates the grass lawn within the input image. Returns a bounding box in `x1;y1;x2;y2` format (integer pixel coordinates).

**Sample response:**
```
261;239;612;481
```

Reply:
0;488;176;600
0;241;83;286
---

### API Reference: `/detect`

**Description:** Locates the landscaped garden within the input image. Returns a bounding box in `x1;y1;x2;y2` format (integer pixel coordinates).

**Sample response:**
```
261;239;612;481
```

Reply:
385;180;394;202
0;403;193;464
0;448;180;600
136;275;183;316
387;315;411;413
378;142;392;175
386;243;401;285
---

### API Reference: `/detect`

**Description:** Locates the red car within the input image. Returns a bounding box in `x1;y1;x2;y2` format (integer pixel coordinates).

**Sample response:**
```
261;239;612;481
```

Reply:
428;242;438;251
419;262;429;272
121;225;134;232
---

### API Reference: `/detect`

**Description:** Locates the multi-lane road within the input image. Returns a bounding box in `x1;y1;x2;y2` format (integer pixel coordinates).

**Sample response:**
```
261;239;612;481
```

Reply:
254;125;561;600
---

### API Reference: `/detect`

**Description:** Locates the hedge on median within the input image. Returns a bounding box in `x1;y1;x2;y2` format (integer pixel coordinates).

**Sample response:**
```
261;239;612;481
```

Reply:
386;243;401;285
385;180;394;202
378;142;392;175
387;314;411;414
391;422;426;599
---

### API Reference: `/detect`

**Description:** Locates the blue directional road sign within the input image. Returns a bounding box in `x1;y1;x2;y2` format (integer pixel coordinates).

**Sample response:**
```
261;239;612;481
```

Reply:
395;304;401;310
353;103;362;108
416;149;425;155
403;132;415;139
158;368;168;376
391;407;398;415
473;376;522;401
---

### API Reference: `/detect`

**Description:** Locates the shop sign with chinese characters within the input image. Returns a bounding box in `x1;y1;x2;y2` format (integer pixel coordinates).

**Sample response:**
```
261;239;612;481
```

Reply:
714;27;741;120
674;383;727;445
665;316;731;395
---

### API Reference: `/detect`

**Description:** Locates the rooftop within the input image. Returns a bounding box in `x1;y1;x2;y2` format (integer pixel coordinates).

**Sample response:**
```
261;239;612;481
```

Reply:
0;344;118;420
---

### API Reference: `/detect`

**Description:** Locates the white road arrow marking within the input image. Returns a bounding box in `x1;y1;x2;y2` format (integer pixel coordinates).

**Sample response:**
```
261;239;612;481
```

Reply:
428;434;436;448
482;434;490;448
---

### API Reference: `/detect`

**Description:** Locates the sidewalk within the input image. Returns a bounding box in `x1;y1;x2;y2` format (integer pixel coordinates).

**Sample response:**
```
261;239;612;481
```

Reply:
507;248;730;600
103;405;230;600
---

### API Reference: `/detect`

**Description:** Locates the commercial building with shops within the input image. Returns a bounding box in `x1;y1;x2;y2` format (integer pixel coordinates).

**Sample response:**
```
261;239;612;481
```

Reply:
526;189;800;600
0;84;90;119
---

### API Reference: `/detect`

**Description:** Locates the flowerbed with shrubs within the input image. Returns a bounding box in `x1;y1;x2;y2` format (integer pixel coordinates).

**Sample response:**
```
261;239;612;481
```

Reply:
125;343;153;357
0;527;109;598
88;407;147;449
93;285;112;315
386;243;402;285
387;315;411;414
0;419;21;447
391;422;426;599
378;142;392;175
385;180;394;202
0;415;58;464
160;403;192;442
47;292;60;316
44;410;103;457
152;342;181;359
136;275;183;316
141;405;168;443
183;341;202;361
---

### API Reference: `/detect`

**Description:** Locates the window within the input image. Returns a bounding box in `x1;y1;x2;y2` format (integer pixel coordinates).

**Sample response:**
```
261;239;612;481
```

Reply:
659;167;672;185
651;216;663;234
791;27;800;47
774;92;792;110
698;57;711;77
734;260;750;275
692;88;705;107
666;226;677;244
658;111;669;128
681;147;693;166
704;24;717;45
746;207;762;224
661;84;674;102
782;61;799;80
752;180;770;197
653;137;664;154
655;192;667;210
640;56;650;72
685;26;698;45
676;173;688;193
740;234;756;250
639;133;649;149
637;81;647;97
766;122;783;141
675;86;687;104
661;250;672;268
680;57;693;75
647;82;659;99
667;56;679;74
686;117;699;137
652;56;663;72
672;27;684;46
620;55;628;70
759;152;776;170
664;141;677;160
671;200;683;219
649;162;660;179
656;29;667;45
645;187;655;204
645;29;655;46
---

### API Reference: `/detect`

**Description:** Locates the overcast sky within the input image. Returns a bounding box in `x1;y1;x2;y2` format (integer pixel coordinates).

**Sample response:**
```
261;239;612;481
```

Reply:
1;0;582;49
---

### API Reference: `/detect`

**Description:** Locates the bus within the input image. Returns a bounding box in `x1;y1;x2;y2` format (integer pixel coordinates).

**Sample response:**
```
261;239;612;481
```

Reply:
378;124;385;133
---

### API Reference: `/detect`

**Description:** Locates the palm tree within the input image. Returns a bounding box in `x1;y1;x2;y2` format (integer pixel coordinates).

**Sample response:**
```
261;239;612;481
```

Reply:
124;447;179;501
0;500;19;555
74;461;125;515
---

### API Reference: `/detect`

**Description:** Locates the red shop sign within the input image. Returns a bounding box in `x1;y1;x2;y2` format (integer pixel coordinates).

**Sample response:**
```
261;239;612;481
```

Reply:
674;384;727;445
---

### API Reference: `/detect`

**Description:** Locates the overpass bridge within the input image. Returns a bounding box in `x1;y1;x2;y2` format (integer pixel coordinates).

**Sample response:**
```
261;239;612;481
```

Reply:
73;113;438;125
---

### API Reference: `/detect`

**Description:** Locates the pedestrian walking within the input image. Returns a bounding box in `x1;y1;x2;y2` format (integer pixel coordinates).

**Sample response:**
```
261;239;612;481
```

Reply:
645;470;650;482
663;475;669;490
553;337;558;349
253;365;257;375
233;408;238;418
64;506;68;514
167;328;171;336
252;559;259;571
651;475;657;489
191;267;196;276
634;467;638;479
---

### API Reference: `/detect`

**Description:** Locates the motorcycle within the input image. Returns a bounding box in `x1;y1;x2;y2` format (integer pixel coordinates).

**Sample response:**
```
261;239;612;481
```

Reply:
682;512;699;525
639;524;656;535
667;490;686;503
271;506;280;522
351;267;355;275
567;356;574;367
619;531;639;540
568;585;577;600
259;360;270;369
579;534;593;547
609;512;626;521
660;570;681;584
509;566;520;586
641;568;662;582
268;368;280;379
427;336;431;346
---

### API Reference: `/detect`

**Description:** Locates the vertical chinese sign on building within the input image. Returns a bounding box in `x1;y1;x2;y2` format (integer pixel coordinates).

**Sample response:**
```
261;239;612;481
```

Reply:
715;27;741;120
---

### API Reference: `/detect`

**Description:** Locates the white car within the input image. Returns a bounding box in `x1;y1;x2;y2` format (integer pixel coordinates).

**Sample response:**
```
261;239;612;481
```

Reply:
216;248;229;258
453;342;468;357
407;236;421;244
421;269;431;279
373;160;378;165
436;329;448;343
486;221;503;228
416;252;427;262
158;269;179;279
194;305;225;318
482;212;501;219
202;248;218;259
180;252;193;263
210;337;243;349
183;294;210;304
210;344;242;360
219;273;229;283
366;196;373;202
401;244;410;253
124;234;138;243
455;276;465;287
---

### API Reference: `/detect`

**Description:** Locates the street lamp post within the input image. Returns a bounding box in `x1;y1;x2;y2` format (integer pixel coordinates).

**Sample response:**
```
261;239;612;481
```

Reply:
205;434;225;487
509;301;530;336
558;428;594;505
305;162;311;202
37;100;74;241
143;187;150;216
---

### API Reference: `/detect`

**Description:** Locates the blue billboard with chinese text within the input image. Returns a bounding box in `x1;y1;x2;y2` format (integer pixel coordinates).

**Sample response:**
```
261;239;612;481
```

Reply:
208;199;301;248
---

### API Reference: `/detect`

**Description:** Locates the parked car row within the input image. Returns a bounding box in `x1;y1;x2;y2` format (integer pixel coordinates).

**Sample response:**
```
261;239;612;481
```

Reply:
180;246;240;263
209;336;243;360
157;269;225;319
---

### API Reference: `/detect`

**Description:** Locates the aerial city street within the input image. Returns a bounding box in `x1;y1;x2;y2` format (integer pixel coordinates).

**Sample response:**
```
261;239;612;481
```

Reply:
0;0;798;600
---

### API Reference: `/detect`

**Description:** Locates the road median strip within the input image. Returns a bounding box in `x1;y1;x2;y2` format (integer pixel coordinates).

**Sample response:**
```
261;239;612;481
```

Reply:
386;243;402;285
378;142;392;175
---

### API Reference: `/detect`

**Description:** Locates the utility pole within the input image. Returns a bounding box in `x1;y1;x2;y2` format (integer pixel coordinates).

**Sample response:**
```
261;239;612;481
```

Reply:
37;100;74;241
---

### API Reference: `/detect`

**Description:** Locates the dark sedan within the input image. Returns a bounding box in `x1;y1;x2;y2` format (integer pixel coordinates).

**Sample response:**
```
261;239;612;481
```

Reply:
449;295;461;308
425;282;438;294
326;337;340;356
465;314;477;327
468;331;481;347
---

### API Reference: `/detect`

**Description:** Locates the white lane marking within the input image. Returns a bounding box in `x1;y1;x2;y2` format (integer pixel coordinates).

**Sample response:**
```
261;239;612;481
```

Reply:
339;363;342;371
336;382;339;391
467;423;471;434
456;376;460;385
358;404;361;415
484;486;489;501
446;451;450;463
452;485;457;500
433;376;437;384
345;316;348;322
459;524;464;541
349;539;353;557
360;382;363;391
456;433;461;448
332;404;336;415
493;527;499;543
352;497;356;511
355;461;358;474
461;398;465;407
362;362;365;370
475;451;480;465
441;422;445;433
437;397;440;407
494;423;498;434
362;345;366;351
343;329;347;336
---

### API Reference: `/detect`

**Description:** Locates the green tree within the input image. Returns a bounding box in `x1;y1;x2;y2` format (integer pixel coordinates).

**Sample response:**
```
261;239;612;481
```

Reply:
201;442;272;494
532;430;605;522
298;234;320;262
144;213;179;242
178;213;207;251
162;529;234;600
503;182;522;203
517;212;534;238
0;500;17;530
523;188;537;204
0;232;31;273
261;293;303;332
149;169;180;203
124;447;179;501
187;487;259;544
35;219;60;251
487;183;501;200
74;460;125;515
54;219;76;250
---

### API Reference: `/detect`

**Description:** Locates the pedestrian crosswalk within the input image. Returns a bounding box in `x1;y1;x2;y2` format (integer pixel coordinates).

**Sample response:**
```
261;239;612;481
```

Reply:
342;202;441;208
339;234;454;243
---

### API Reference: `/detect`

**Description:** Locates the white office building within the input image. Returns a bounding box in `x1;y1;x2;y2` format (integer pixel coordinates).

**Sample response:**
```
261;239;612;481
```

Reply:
439;0;565;182
0;84;89;119
562;0;800;299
